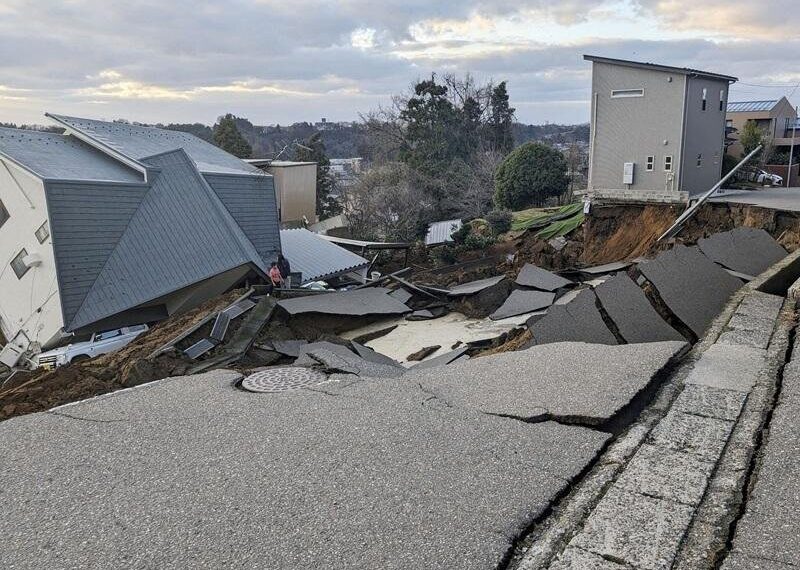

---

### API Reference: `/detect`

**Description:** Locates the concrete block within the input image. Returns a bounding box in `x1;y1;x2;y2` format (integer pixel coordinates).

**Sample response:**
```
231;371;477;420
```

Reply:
550;546;628;569
647;411;734;462
684;343;766;393
672;384;748;422
571;487;694;570
616;444;715;506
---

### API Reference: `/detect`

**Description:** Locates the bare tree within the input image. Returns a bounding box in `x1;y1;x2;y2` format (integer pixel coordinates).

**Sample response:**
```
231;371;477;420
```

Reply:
342;162;432;241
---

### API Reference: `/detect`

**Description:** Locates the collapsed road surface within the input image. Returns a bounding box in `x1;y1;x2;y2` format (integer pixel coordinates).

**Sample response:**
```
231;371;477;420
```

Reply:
0;341;686;569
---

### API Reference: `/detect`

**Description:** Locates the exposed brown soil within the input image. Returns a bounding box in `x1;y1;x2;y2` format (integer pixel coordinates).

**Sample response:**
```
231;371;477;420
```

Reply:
473;329;533;358
0;290;246;422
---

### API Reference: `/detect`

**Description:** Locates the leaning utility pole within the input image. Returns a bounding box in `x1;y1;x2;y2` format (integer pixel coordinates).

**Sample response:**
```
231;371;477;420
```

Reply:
788;106;797;188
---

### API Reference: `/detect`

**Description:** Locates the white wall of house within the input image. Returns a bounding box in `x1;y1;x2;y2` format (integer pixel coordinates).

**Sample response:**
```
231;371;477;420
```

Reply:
0;159;65;352
588;62;686;197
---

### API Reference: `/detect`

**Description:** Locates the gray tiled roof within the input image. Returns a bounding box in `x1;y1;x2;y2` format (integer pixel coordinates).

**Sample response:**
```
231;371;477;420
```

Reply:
47;114;261;176
280;228;368;283
52;149;265;331
0;127;142;182
726;100;779;113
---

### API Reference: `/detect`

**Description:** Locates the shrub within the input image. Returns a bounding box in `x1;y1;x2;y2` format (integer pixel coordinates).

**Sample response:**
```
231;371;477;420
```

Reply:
494;142;568;210
485;209;512;235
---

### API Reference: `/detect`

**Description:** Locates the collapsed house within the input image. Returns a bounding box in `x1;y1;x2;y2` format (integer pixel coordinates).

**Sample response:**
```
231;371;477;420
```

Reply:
0;115;281;366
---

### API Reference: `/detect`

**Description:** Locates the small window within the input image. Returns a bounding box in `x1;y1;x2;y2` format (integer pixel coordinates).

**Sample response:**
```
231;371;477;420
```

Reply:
0;199;8;229
719;89;725;111
702;88;707;111
646;156;654;171
11;248;29;279
35;221;49;244
697;153;703;167
611;88;644;98
664;155;673;171
726;119;733;128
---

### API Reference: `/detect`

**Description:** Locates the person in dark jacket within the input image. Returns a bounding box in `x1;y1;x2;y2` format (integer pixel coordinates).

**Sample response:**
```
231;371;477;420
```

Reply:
277;254;292;288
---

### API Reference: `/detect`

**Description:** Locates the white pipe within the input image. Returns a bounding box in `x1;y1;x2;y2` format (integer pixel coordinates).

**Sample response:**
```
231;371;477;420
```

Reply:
658;144;763;242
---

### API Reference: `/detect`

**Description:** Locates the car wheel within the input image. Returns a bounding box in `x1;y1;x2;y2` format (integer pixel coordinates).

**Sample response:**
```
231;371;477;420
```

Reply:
70;355;90;364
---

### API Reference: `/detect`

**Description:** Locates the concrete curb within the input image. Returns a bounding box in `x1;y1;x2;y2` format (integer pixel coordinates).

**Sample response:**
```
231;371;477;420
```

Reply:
513;248;800;570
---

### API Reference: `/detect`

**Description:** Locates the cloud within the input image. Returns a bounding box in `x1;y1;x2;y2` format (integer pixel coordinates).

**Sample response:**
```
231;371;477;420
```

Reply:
0;0;797;126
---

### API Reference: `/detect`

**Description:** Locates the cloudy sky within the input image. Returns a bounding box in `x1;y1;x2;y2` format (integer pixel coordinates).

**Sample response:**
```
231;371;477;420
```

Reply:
0;0;798;127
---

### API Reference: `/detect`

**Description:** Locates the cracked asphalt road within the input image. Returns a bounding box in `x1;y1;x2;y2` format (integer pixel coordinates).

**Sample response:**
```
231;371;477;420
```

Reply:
0;341;685;569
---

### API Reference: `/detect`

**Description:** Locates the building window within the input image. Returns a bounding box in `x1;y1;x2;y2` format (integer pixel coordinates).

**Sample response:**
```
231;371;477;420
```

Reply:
10;249;29;279
664;155;673;171
726;119;733;128
611;88;644;98
702;88;707;111
697;153;703;167
719;89;725;111
0;199;8;230
35;221;49;244
646;156;654;171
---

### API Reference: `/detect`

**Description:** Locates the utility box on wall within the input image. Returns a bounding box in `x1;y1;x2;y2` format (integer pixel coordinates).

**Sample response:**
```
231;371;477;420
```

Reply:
623;162;635;185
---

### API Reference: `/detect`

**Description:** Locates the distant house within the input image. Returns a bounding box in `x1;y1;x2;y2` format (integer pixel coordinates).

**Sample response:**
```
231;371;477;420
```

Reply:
248;159;318;226
584;55;737;201
0;115;280;365
726;97;798;157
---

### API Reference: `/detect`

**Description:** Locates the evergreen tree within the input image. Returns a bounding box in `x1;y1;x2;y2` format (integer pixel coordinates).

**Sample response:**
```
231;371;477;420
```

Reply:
213;114;252;158
494;142;568;209
294;132;341;219
488;82;515;154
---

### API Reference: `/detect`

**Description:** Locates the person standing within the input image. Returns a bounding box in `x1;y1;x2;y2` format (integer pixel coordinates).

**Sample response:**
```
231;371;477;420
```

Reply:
277;253;292;289
268;261;283;295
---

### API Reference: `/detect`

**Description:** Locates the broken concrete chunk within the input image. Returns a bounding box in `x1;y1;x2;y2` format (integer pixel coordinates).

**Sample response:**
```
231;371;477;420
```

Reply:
388;288;414;304
306;348;405;378
697;227;787;277
407;345;441;361
350;341;402;368
411;346;470;370
489;290;555;320
407;340;687;424
446;275;507;297
594;273;685;344
407;310;434;321
527;289;618;346
578;261;632;276
270;339;310;357
638;245;742;338
515;263;573;291
277;287;411;317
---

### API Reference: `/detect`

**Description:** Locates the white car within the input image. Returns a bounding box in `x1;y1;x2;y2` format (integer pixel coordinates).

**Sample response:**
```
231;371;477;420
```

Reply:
35;324;149;369
757;170;783;186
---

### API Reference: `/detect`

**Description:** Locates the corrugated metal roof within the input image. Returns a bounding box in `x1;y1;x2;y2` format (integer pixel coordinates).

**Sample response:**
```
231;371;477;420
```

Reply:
47;114;262;176
0;127;142;182
280;228;369;283
425;219;462;245
64;149;264;330
726;100;779;113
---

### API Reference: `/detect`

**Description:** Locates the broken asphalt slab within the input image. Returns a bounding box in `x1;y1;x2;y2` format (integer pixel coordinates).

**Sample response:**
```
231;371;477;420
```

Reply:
697;227;787;277
489;289;555;320
406;340;687;426
446;275;506;297
638;244;742;338
594;273;685;344
526;289;618;346
277;287;411;316
0;369;609;570
515;263;573;291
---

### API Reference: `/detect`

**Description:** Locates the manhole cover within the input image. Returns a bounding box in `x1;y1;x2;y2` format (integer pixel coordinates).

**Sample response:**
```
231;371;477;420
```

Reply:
241;367;329;393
